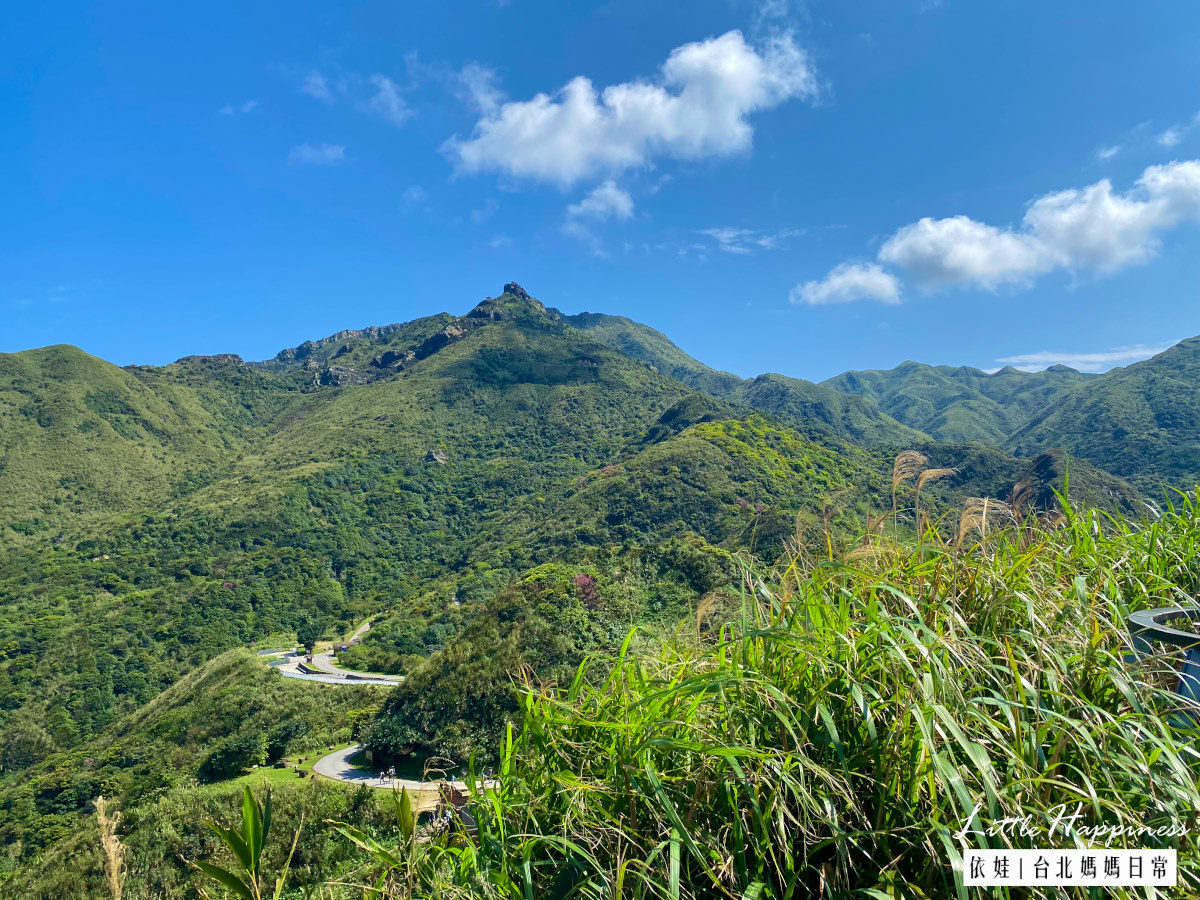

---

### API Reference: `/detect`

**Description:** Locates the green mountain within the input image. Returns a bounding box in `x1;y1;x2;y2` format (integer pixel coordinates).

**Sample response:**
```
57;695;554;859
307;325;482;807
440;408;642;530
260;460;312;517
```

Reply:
0;346;287;531
820;336;1200;490
567;311;928;447
1008;337;1200;490
821;360;1098;445
0;281;1157;896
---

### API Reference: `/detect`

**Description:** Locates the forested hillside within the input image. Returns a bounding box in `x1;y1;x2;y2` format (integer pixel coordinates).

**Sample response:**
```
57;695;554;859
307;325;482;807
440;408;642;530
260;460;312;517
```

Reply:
0;282;1188;897
1009;337;1200;490
821;360;1098;444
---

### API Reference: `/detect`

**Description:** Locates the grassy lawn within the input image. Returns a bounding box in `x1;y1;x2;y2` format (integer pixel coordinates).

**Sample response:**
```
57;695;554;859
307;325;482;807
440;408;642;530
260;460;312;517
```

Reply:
200;742;358;795
249;632;300;652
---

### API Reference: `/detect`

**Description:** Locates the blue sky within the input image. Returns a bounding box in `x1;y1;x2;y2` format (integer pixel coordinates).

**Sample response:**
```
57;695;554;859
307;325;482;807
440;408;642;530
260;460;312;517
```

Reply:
3;0;1199;381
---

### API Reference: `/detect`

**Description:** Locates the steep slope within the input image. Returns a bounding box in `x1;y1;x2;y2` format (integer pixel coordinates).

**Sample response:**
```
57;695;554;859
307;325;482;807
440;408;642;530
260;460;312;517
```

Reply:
563;312;745;396
360;411;1143;761
0;346;287;534
567;311;925;447
822;361;1097;444
1008;337;1200;490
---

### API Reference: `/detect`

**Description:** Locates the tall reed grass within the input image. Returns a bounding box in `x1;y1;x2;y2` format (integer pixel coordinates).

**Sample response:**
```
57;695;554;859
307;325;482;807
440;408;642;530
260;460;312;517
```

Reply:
229;493;1200;898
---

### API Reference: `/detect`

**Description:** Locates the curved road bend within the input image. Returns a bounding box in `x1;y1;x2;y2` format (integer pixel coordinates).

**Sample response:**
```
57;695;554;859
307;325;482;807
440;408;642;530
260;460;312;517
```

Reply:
312;745;480;798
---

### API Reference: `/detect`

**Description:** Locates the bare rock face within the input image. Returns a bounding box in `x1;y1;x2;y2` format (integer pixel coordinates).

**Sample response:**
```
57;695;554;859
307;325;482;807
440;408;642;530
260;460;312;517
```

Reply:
169;353;246;368
371;349;413;370
318;365;370;387
504;282;530;300
273;323;404;362
426;448;449;464
415;321;473;359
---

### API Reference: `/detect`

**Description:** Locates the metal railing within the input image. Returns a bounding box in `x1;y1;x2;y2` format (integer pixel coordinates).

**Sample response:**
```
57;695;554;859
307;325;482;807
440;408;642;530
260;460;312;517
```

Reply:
1127;606;1200;702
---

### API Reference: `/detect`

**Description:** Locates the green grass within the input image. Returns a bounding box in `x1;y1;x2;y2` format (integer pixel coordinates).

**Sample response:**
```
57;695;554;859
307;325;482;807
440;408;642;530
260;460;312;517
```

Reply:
324;493;1200;899
249;633;301;652
200;740;360;794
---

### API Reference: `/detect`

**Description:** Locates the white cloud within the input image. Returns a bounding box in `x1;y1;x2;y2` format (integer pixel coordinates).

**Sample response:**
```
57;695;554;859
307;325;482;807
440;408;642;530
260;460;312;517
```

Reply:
1096;145;1121;161
790;262;901;305
301;71;334;102
1153;111;1200;148
367;75;412;126
289;143;346;165
699;225;802;254
753;227;803;249
566;181;634;221
700;227;756;255
875;159;1200;291
487;234;511;248
879;216;1054;289
444;30;817;187
457;63;503;115
1159;127;1182;148
470;198;499;224
995;342;1174;373
754;0;792;26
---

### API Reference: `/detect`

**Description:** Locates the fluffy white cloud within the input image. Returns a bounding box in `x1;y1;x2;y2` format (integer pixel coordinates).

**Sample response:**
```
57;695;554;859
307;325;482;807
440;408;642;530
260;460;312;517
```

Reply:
875;159;1200;291
368;75;411;126
1159;127;1182;148
1096;145;1121;161
790;262;901;306
995;343;1173;373
567;181;634;221
289;143;345;165
444;30;817;187
879;216;1053;289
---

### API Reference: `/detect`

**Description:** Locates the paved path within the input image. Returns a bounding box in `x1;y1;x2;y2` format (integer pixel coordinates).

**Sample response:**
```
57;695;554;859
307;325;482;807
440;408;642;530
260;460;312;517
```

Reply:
312;744;476;796
262;650;403;685
308;649;402;681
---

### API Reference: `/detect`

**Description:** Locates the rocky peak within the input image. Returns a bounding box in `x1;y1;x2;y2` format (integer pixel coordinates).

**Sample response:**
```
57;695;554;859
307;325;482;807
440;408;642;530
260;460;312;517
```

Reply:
272;323;404;363
467;282;560;324
170;353;245;368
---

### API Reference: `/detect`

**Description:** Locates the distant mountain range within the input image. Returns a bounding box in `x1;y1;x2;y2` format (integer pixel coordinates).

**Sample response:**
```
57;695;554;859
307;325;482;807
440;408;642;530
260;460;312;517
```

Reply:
565;307;1198;492
4;283;1195;542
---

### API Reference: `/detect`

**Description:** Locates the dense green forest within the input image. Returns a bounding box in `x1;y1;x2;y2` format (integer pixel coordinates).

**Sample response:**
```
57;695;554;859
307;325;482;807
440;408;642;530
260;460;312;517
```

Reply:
1;283;1198;896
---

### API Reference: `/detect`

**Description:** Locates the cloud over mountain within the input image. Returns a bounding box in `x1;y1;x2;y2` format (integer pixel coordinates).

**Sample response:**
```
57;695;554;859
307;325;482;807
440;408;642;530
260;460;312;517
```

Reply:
800;159;1200;301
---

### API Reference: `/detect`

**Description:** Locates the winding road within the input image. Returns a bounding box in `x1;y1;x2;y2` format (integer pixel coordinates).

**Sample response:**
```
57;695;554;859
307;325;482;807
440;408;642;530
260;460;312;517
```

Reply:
257;625;491;794
311;744;472;794
263;650;403;684
259;619;403;685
